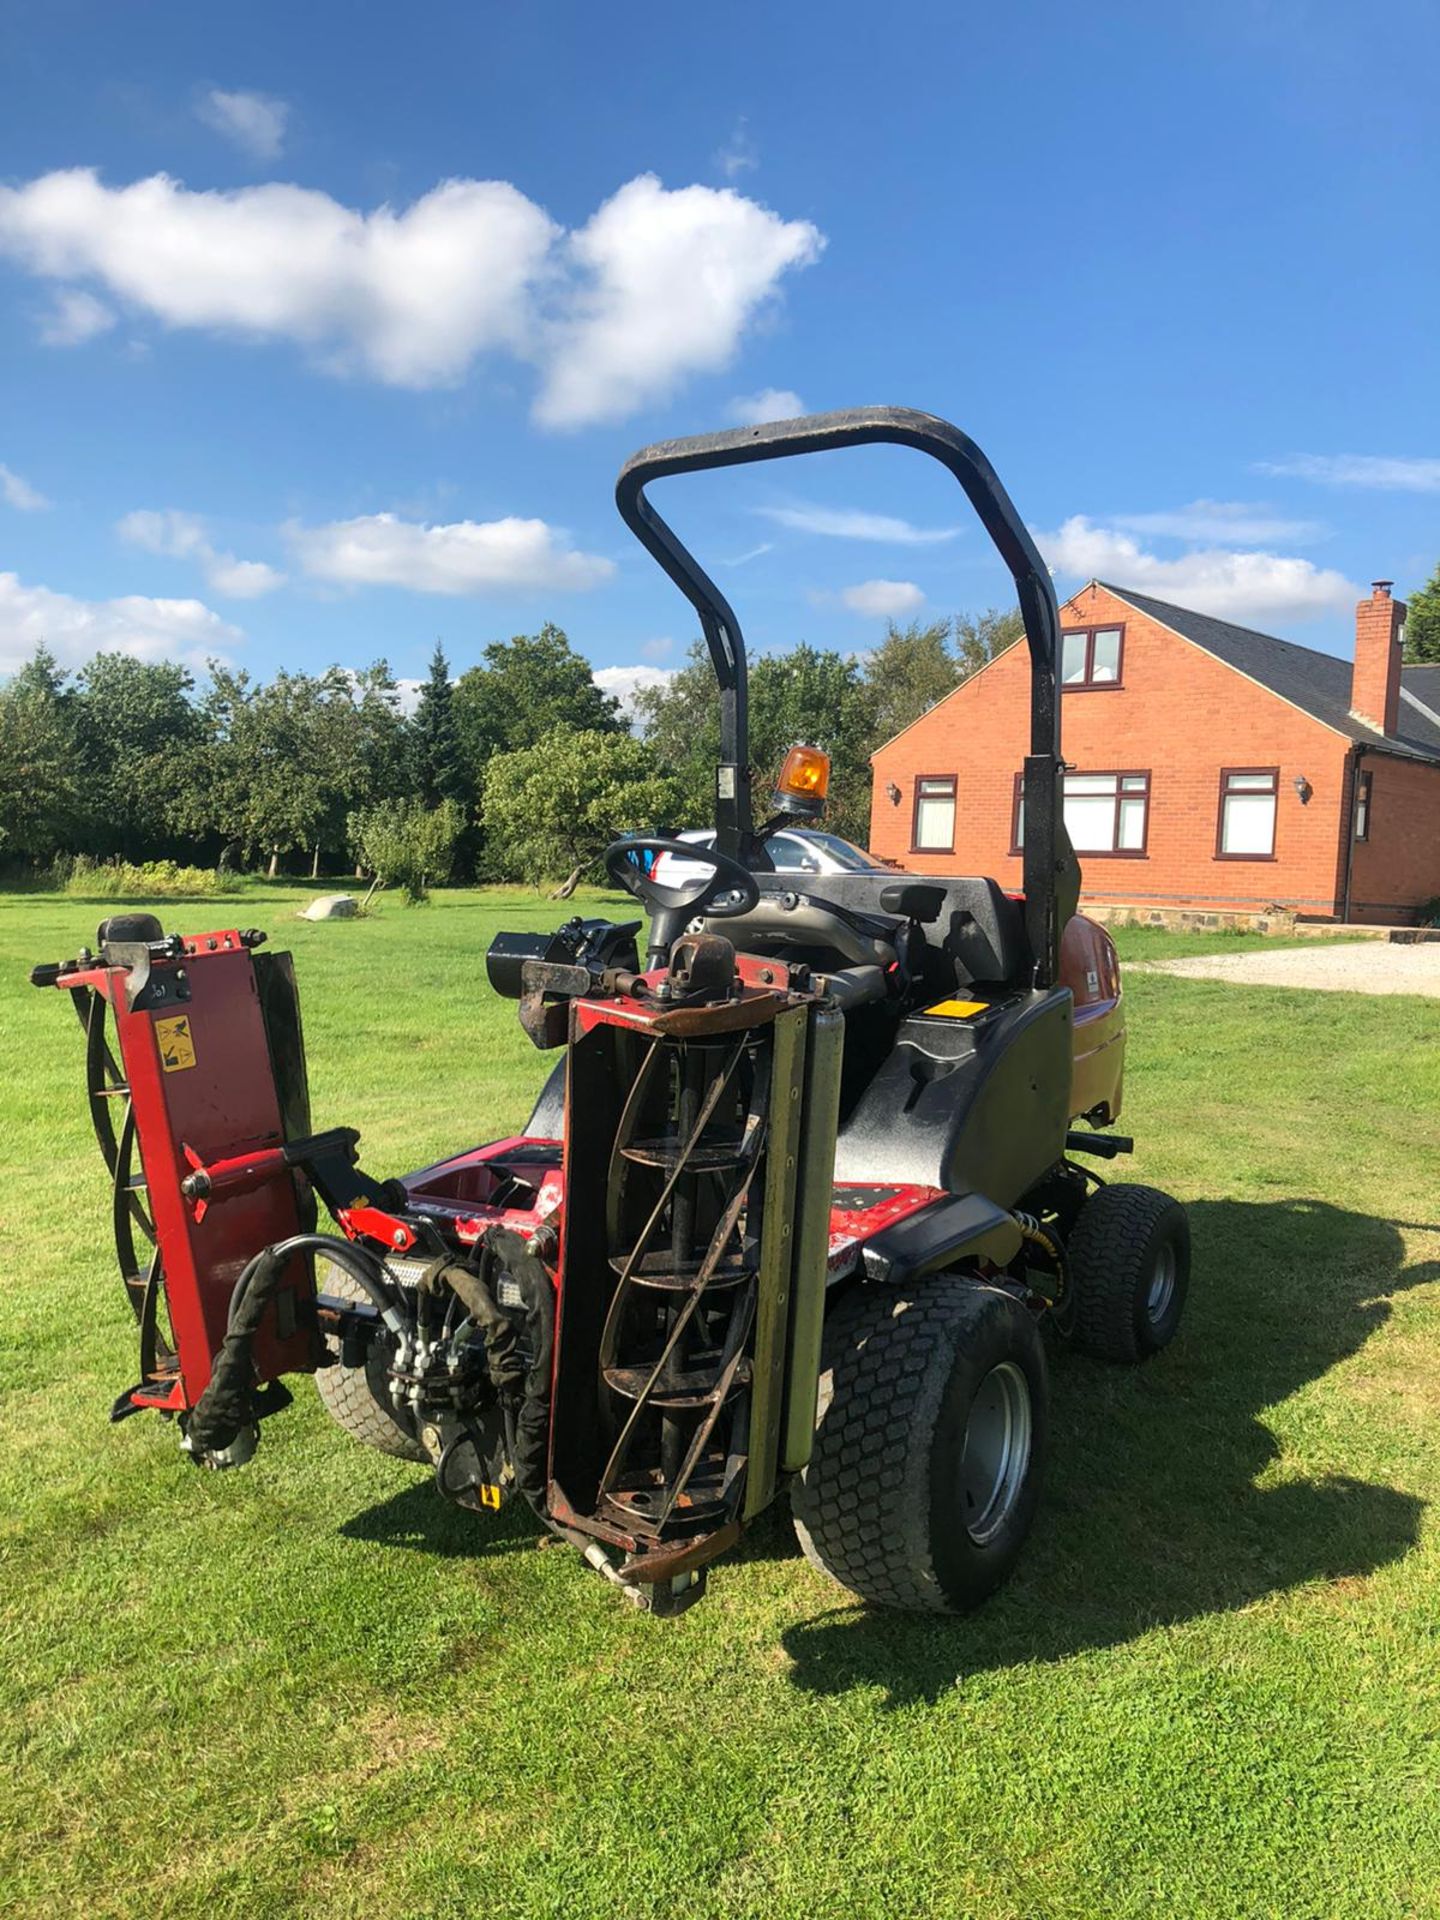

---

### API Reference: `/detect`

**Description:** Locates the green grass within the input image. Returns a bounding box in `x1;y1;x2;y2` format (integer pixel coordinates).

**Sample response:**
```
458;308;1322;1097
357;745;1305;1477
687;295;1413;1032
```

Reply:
3;884;1439;1919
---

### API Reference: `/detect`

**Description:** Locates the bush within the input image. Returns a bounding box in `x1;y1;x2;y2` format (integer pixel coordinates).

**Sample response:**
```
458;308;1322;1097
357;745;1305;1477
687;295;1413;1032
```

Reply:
61;856;241;899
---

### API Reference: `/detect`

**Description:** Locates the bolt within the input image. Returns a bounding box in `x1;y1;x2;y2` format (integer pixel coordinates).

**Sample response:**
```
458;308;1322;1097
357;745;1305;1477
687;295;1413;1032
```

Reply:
392;1228;407;1247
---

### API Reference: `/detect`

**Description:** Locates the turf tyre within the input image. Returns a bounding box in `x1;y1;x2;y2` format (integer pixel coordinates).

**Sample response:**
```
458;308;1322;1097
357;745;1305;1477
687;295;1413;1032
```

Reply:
1066;1182;1189;1363
314;1268;428;1462
792;1277;1048;1613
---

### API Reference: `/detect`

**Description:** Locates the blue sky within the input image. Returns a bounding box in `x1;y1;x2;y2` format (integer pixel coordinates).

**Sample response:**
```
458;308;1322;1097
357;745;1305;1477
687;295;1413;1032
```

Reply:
1;0;1437;705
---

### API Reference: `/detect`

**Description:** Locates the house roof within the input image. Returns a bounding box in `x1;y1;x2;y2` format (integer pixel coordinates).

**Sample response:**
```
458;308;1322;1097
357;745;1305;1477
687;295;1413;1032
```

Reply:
1099;583;1440;765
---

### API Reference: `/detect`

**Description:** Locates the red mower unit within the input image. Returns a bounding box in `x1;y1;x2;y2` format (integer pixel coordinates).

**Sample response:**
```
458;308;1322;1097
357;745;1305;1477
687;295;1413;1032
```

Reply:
32;409;1190;1615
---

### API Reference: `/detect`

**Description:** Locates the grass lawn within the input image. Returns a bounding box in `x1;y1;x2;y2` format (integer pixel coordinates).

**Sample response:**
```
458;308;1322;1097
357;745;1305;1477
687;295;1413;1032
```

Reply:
3;881;1438;1919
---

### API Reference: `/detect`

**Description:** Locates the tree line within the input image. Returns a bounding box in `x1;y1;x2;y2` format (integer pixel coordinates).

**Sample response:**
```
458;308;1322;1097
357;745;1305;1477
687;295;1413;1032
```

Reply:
0;608;1022;890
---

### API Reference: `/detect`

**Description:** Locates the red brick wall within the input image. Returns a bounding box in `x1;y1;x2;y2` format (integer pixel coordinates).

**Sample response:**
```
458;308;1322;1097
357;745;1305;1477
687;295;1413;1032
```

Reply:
869;583;1357;915
1347;753;1440;922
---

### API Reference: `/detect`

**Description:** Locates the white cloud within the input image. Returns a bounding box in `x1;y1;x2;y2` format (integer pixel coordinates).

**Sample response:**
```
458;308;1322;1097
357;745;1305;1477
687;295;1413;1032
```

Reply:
837;579;925;618
0;463;51;512
639;635;673;661
289;512;615;595
0;572;240;676
534;176;823;427
1034;516;1358;624
758;502;959;545
0;167;822;415
197;89;290;162
595;662;675;720
714;117;759;180
728;387;804;425
39;287;115;346
1114;500;1325;545
117;508;285;599
1257;454;1440;493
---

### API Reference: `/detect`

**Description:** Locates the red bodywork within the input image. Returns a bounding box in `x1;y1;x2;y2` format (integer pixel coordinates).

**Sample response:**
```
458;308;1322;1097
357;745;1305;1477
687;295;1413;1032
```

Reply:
57;929;315;1410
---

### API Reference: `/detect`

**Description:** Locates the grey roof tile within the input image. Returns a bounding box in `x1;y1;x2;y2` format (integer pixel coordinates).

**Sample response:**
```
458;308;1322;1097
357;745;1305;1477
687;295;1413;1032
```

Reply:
1097;583;1440;764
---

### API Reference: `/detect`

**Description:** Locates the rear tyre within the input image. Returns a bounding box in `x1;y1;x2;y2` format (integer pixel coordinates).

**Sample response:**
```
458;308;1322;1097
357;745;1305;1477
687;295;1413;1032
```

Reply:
1066;1182;1190;1363
314;1268;428;1462
792;1277;1048;1613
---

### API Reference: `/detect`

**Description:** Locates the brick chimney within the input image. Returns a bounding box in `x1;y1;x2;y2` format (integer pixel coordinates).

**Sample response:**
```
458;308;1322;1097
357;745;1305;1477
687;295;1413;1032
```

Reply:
1350;581;1405;735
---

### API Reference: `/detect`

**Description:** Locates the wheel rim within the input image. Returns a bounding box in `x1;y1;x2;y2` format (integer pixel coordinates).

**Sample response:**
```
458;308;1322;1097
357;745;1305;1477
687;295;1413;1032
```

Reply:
1146;1243;1177;1324
958;1360;1032;1545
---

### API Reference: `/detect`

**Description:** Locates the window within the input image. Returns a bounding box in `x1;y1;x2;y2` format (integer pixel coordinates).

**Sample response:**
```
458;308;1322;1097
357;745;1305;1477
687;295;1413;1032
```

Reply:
1354;770;1372;843
1060;625;1124;689
770;833;820;873
1217;768;1278;859
912;775;956;851
1013;771;1149;856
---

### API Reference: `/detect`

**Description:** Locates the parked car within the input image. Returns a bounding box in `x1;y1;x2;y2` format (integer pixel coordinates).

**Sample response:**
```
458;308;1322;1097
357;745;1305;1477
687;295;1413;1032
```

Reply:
651;827;890;891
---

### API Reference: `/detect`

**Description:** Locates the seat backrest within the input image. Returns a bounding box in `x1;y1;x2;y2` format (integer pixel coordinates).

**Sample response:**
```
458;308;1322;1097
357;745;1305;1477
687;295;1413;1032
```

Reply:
706;871;1029;990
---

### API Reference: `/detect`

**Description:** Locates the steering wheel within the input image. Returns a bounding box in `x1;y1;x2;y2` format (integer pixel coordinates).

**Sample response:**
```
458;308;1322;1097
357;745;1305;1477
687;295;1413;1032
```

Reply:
603;835;761;922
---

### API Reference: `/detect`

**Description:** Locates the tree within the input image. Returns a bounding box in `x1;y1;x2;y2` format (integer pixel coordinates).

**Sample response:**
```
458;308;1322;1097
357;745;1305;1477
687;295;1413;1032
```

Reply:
73;654;201;861
409;642;467;806
1405;566;1440;663
634;641;877;840
481;728;683;889
453;624;622;771
954;605;1025;678
161;666;331;875
0;646;82;860
861;618;961;747
348;797;465;904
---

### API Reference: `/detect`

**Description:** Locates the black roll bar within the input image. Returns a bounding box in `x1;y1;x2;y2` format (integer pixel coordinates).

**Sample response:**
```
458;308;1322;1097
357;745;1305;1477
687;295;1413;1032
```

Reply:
615;406;1073;987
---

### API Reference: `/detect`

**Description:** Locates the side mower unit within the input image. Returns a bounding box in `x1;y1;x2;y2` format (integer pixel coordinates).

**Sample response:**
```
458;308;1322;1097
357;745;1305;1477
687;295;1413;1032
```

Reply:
32;408;1192;1616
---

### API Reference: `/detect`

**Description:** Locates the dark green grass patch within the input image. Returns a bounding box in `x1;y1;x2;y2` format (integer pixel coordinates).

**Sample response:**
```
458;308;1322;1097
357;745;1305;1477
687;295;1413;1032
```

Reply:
2;887;1437;1918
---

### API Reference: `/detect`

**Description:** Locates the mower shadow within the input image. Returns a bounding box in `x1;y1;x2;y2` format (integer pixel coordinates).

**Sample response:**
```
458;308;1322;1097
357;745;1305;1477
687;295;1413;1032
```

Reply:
338;1479;544;1559
782;1197;1436;1705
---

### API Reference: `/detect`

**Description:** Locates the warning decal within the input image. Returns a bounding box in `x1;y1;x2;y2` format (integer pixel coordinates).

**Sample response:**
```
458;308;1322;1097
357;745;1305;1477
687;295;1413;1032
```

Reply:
155;1014;197;1073
922;998;989;1019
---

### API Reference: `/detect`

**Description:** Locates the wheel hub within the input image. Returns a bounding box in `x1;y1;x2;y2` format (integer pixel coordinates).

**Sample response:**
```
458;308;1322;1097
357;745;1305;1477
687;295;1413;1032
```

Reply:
958;1360;1032;1545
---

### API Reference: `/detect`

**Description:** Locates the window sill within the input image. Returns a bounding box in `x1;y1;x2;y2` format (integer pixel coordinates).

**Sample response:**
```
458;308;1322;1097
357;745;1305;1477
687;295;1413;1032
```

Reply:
1214;853;1278;863
1060;681;1125;693
910;845;954;856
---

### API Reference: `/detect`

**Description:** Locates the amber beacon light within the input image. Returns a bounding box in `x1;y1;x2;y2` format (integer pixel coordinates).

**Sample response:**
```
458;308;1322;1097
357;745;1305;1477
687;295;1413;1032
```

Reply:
773;744;831;817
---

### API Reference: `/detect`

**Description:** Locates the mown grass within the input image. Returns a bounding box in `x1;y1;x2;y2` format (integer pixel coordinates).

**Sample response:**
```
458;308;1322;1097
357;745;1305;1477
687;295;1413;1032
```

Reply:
2;883;1438;1919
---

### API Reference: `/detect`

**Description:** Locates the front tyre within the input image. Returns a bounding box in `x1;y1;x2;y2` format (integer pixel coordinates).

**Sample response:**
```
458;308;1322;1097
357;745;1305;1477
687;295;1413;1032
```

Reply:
1066;1182;1190;1362
792;1278;1048;1613
314;1268;428;1463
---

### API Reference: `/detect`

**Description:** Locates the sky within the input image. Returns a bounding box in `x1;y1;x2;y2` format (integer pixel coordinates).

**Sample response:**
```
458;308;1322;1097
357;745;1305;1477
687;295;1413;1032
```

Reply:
1;0;1437;708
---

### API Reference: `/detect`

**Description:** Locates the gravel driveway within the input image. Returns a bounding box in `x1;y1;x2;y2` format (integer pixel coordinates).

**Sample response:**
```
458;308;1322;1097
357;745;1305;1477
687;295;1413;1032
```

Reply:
1139;942;1440;997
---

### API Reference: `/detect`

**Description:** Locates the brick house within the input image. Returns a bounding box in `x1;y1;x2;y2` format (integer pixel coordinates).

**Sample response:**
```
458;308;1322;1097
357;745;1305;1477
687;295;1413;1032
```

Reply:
869;580;1440;924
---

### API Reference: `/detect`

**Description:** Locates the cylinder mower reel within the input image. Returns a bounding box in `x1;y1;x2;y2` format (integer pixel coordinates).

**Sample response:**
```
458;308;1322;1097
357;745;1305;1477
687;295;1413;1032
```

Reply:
30;407;1191;1618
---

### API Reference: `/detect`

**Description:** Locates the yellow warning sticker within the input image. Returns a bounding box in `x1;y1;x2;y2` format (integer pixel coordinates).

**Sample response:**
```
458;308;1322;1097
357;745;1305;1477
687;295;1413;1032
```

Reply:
155;1013;196;1073
478;1483;503;1511
923;998;989;1019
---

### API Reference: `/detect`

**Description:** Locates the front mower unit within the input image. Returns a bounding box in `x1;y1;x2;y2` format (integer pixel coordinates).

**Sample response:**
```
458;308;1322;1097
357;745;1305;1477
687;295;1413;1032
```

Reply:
34;408;1190;1616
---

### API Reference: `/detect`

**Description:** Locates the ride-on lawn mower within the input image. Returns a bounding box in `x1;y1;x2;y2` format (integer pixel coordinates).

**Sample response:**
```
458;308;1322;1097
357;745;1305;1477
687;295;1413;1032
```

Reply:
31;409;1190;1617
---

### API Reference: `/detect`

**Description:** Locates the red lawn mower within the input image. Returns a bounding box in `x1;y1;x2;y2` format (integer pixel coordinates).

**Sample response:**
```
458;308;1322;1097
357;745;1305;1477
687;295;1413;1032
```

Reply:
32;409;1189;1616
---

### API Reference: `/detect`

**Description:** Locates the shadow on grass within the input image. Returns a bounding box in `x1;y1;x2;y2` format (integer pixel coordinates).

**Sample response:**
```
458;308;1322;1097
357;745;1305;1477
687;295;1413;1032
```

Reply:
783;1197;1437;1704
338;1480;543;1559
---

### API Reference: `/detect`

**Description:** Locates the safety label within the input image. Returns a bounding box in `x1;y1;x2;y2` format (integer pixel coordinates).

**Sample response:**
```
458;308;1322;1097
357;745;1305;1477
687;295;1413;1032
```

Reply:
922;998;989;1019
155;1014;197;1073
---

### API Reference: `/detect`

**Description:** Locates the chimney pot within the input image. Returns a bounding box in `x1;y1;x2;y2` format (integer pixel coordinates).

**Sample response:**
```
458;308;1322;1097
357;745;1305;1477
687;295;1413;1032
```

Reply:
1372;580;1393;597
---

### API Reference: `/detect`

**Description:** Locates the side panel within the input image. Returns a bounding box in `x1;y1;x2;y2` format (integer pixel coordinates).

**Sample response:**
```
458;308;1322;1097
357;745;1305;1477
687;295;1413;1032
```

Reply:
833;988;1074;1205
113;947;314;1404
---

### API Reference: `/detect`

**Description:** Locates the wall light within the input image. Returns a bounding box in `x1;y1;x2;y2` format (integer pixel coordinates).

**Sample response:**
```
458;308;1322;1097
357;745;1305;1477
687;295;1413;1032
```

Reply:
885;781;902;805
1293;775;1312;803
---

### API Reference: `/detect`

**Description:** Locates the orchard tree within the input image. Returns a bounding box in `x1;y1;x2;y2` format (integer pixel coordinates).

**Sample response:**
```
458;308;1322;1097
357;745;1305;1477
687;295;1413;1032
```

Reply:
348;797;465;904
1405;566;1440;663
481;727;683;892
73;653;201;860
